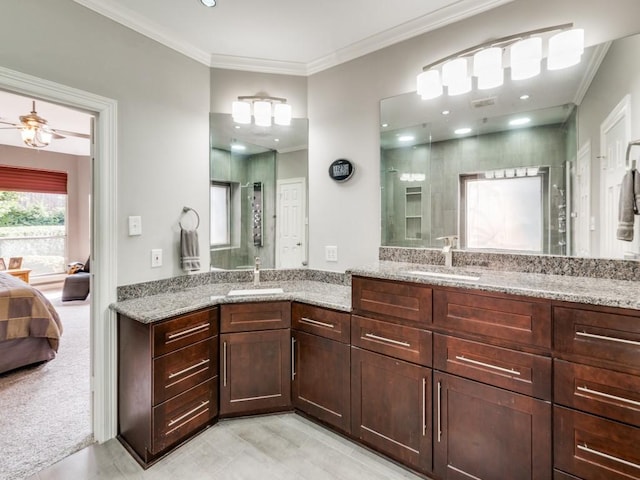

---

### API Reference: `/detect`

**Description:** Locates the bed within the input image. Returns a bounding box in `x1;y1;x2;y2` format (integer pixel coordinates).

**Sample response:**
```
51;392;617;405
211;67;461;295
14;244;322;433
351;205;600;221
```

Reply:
0;272;62;374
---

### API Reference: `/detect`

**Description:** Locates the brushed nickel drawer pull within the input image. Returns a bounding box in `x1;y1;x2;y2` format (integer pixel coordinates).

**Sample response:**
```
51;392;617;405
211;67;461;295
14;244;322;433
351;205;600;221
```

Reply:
167;323;210;340
167;400;210;428
422;377;427;437
291;337;296;381
223;341;228;387
577;386;640;407
437;380;442;443
300;317;335;329
577;443;640;470
168;359;210;379
576;330;640;347
455;355;521;376
364;333;411;348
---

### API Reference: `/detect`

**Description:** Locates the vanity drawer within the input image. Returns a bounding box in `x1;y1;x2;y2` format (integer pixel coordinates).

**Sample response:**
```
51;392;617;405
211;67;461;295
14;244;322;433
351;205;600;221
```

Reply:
554;406;640;480
554;359;640;428
153;308;218;357
554;306;640;371
151;377;217;454
433;289;551;350
220;301;291;333
153;337;218;405
434;334;551;400
292;302;350;343
351;315;432;367
352;276;432;326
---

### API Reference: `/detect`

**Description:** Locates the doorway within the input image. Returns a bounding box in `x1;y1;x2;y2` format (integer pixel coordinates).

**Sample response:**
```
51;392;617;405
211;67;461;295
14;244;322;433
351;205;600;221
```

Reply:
276;177;306;268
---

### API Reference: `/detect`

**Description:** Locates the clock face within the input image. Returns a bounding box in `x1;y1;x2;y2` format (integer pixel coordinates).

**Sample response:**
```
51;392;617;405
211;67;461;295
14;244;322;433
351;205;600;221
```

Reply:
329;159;354;182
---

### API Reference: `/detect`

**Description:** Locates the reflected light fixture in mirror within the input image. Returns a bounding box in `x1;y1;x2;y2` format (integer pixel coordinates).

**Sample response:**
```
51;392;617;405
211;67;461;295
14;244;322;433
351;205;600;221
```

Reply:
232;95;292;127
200;0;216;6
416;23;584;100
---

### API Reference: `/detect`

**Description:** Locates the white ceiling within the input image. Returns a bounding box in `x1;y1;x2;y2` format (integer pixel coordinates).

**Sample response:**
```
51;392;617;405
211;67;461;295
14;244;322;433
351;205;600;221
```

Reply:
72;0;515;75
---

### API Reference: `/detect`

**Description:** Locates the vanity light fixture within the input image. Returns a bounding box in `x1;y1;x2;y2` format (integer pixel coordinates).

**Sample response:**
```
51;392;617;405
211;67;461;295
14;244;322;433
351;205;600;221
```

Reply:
416;23;584;100
232;95;292;127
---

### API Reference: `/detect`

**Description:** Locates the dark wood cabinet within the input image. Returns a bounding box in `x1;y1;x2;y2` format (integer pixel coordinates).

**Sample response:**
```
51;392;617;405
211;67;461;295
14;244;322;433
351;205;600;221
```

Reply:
351;346;432;474
434;371;551;480
219;302;291;416
117;307;219;467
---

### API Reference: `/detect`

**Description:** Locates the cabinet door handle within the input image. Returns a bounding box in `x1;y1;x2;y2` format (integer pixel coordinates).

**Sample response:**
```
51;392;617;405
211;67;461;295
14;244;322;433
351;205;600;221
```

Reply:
167;323;210;340
364;333;410;348
577;386;640;407
300;317;335;329
576;330;640;347
168;358;210;379
454;355;521;376
166;400;210;433
291;337;296;381
577;443;640;470
422;377;427;437
437;380;442;443
223;341;228;387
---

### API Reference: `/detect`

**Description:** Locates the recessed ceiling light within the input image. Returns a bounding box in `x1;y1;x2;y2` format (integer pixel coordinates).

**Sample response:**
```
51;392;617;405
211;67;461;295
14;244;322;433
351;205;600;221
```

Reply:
509;117;531;126
381;123;389;128
274;138;280;142
454;127;472;135
398;135;415;142
200;0;216;6
234;125;240;129
441;110;450;115
519;94;530;100
231;144;245;151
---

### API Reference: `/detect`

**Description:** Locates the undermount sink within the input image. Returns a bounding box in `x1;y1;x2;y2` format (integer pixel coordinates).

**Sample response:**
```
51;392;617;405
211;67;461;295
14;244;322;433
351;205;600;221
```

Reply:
227;287;285;297
406;270;481;282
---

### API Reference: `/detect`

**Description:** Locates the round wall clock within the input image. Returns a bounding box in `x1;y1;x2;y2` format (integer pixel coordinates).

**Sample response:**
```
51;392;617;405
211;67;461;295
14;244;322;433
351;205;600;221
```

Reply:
328;158;355;182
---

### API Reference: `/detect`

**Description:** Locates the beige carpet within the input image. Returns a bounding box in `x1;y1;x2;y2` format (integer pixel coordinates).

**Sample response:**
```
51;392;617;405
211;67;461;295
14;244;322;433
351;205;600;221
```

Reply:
0;291;94;480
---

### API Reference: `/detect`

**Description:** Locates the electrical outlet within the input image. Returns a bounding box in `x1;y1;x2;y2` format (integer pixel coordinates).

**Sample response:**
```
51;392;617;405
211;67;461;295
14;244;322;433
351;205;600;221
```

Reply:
325;245;338;262
128;216;142;236
151;249;162;267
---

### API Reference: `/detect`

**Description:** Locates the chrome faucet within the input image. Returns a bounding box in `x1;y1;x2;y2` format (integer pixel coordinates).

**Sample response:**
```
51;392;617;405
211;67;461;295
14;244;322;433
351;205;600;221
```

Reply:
253;256;261;285
437;235;458;268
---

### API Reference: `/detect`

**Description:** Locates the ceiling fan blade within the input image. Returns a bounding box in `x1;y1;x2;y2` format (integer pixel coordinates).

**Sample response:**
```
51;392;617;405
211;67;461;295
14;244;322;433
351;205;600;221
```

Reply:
0;120;20;127
51;128;90;140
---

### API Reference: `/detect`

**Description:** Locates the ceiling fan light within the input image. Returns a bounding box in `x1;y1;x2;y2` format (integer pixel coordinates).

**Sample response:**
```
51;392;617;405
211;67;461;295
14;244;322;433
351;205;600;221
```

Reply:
38;128;53;145
510;37;542;80
232;100;251;124
253;100;272;127
273;103;292;126
417;69;443;100
474;47;503;90
547;28;584;70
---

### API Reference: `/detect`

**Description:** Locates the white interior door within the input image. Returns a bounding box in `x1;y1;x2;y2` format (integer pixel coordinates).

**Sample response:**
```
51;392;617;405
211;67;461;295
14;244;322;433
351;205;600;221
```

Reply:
600;95;635;258
574;142;591;257
276;178;306;268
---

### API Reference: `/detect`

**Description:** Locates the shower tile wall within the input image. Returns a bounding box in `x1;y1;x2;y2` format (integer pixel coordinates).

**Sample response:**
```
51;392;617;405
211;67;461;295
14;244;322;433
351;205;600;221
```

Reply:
382;124;571;254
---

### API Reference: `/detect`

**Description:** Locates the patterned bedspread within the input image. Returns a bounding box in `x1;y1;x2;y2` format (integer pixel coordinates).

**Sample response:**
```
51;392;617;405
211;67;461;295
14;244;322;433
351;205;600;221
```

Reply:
0;272;62;351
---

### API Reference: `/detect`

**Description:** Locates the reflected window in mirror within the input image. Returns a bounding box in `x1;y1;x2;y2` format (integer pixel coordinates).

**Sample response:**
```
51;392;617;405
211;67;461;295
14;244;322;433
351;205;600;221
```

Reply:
210;181;231;248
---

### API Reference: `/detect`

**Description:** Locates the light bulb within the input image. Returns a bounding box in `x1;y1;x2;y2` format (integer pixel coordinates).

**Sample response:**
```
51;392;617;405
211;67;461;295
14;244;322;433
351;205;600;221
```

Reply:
510;37;542;80
232;101;251;124
417;69;443;100
548;28;584;70
274;103;292;126
473;47;503;90
253;100;272;127
442;58;471;96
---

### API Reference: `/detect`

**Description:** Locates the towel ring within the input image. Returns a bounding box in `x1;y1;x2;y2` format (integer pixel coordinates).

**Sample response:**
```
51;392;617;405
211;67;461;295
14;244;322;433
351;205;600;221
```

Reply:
179;206;200;230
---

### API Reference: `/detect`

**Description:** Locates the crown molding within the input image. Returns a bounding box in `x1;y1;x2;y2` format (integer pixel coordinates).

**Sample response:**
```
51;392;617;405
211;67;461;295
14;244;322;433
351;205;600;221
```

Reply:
573;41;611;106
74;0;514;75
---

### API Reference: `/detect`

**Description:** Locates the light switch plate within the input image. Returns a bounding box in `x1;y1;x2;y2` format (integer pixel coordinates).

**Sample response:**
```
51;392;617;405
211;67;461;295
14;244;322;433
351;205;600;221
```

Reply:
325;245;338;262
151;249;162;267
128;216;142;236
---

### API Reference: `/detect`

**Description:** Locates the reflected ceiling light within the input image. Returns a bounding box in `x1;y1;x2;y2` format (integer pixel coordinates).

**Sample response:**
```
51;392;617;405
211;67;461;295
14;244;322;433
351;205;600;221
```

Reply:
473;47;503;89
200;0;216;6
547;28;584;70
398;135;415;142
232;95;292;127
509;117;531;126
519;94;530;100
441;110;450;115
231;144;246;151
454;127;472;135
416;24;582;100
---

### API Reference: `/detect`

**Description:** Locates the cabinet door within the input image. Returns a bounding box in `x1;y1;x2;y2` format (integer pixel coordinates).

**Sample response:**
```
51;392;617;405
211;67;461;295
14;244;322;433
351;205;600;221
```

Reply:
219;329;291;416
292;330;350;433
351;347;432;474
434;372;551;480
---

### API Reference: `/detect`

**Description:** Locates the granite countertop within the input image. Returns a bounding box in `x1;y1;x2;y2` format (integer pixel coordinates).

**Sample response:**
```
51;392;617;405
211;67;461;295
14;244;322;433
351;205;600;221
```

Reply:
111;280;351;323
349;261;640;311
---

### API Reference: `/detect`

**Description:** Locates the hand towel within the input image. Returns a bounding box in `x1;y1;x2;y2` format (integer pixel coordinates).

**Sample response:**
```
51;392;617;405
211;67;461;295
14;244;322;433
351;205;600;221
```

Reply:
635;168;640;215
180;228;200;271
617;169;636;241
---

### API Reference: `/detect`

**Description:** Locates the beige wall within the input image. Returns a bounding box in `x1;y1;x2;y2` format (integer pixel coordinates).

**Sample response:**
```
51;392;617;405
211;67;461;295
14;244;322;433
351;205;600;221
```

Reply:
0;145;91;265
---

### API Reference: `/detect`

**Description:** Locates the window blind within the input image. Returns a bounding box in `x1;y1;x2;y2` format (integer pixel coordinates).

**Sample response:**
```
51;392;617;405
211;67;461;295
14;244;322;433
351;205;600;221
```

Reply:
0;165;68;194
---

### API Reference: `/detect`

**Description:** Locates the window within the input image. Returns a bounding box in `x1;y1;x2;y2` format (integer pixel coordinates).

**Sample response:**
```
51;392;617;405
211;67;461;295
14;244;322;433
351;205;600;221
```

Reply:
210;182;231;247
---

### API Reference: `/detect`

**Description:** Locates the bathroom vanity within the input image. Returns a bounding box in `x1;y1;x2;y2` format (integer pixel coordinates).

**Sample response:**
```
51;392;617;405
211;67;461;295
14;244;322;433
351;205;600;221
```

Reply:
113;266;640;479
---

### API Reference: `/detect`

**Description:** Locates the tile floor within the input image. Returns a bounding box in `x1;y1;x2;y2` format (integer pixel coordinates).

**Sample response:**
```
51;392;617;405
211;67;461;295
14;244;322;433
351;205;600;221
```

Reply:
27;413;429;480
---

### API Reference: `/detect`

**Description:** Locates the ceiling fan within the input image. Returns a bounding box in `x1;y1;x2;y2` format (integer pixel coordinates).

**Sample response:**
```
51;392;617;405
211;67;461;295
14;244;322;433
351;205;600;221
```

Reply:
0;100;90;148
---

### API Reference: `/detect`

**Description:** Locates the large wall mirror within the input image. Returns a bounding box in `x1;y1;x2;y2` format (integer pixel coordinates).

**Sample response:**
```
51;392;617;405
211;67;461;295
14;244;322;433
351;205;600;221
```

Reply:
210;113;308;270
381;31;640;260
